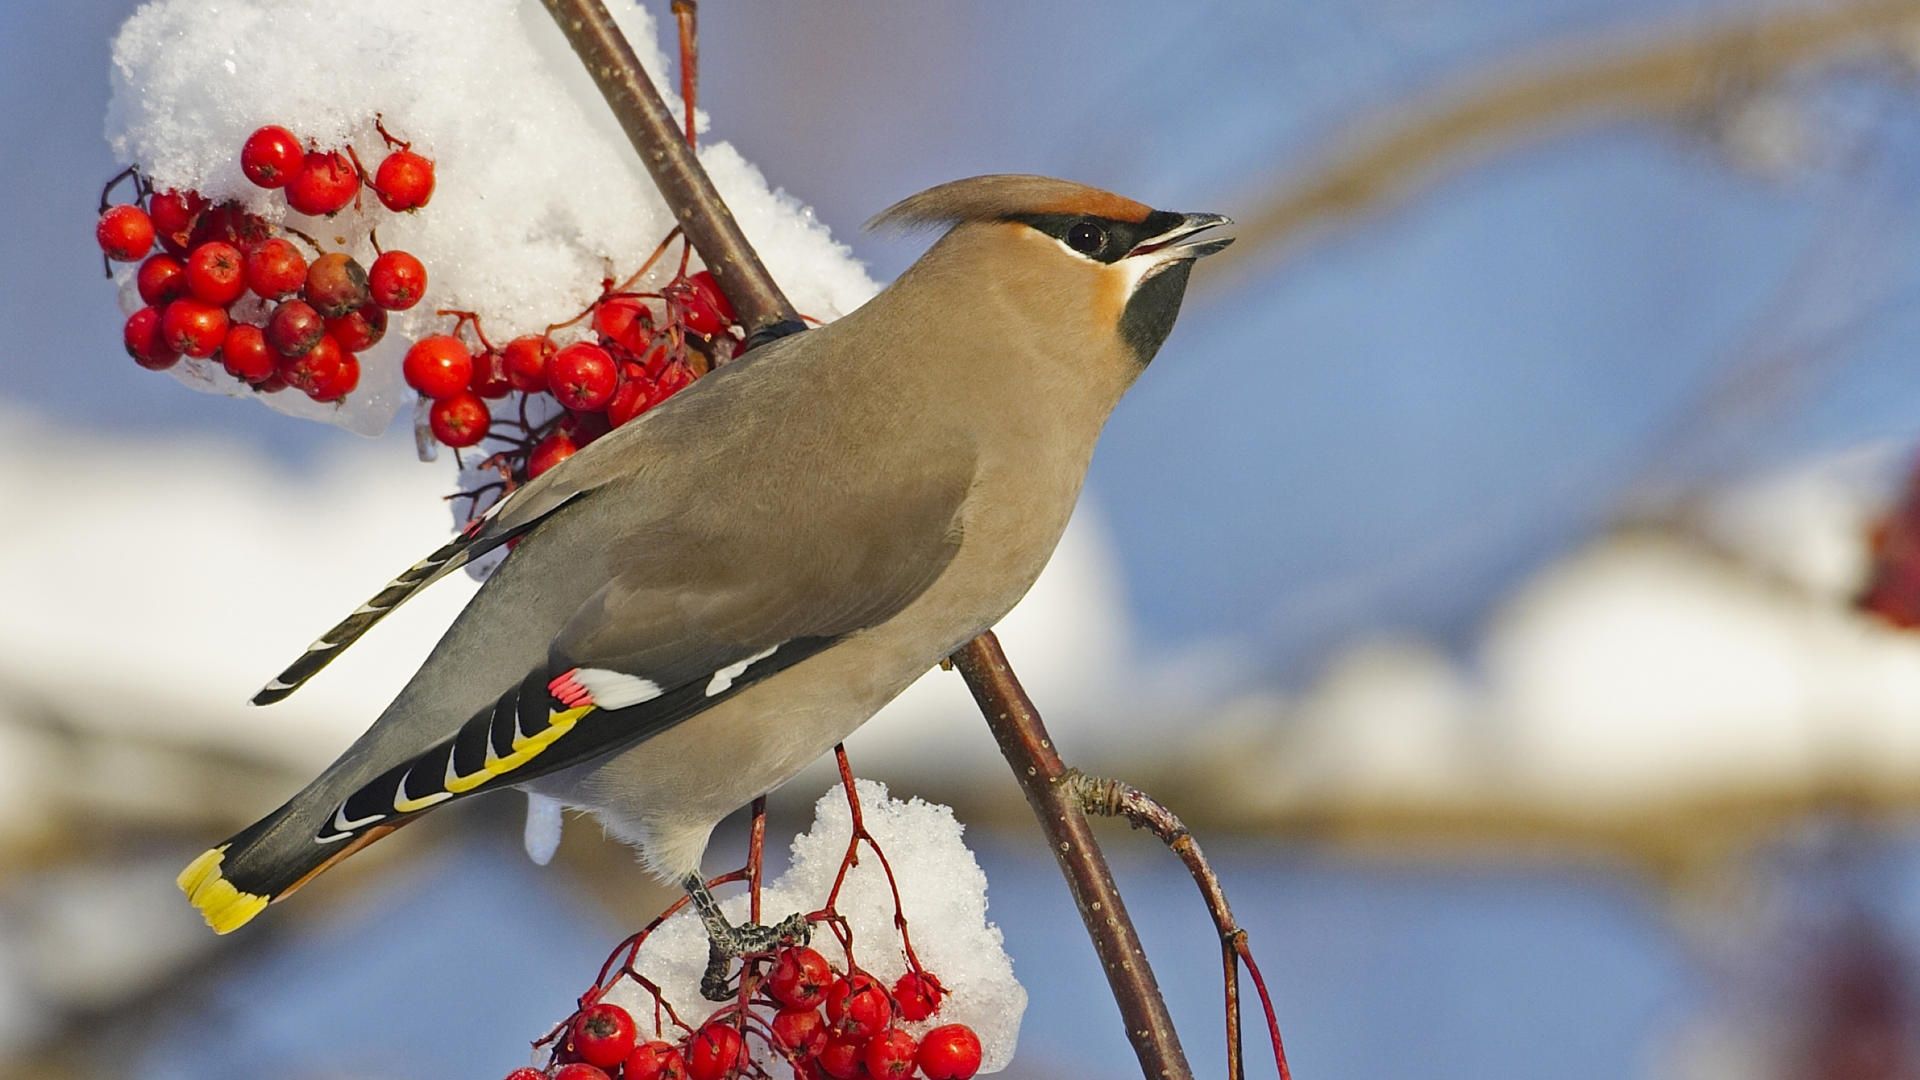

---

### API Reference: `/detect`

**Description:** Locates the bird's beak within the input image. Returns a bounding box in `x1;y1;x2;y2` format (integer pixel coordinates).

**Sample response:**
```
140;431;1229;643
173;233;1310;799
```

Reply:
1128;212;1235;260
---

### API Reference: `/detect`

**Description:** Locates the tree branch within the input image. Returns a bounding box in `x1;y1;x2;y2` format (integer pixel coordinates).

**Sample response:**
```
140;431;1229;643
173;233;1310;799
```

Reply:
536;0;796;335
536;3;1200;1076
950;633;1194;1079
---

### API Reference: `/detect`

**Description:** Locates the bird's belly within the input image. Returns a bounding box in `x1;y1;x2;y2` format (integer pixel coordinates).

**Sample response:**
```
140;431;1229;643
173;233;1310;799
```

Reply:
555;625;938;879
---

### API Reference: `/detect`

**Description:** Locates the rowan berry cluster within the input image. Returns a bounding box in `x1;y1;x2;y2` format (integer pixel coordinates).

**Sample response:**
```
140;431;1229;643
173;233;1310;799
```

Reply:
513;951;981;1080
97;120;433;403
406;265;738;486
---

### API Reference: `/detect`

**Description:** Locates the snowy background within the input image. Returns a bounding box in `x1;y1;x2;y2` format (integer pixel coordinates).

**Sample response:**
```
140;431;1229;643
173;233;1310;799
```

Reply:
9;0;1920;1077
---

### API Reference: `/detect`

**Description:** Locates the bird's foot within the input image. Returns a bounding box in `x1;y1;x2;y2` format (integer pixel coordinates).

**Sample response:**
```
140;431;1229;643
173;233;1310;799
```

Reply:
683;874;811;1001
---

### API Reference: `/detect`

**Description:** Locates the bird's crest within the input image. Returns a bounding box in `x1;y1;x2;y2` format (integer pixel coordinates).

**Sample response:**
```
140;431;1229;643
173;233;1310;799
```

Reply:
866;174;1153;233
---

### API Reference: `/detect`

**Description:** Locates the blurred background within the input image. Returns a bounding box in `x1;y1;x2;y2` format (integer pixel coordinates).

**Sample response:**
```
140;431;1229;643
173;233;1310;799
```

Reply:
9;0;1920;1076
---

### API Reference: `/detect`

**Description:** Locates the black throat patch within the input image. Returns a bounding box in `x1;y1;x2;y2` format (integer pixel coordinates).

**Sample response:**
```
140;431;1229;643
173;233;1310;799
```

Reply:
1119;260;1194;365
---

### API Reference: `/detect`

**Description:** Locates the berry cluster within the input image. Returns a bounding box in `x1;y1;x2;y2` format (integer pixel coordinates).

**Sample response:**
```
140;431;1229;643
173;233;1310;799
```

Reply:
98;122;748;512
511;951;981;1080
414;265;740;497
97;120;433;403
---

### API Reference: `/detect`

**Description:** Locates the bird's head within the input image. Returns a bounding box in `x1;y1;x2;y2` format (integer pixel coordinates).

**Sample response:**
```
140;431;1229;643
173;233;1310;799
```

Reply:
868;175;1232;370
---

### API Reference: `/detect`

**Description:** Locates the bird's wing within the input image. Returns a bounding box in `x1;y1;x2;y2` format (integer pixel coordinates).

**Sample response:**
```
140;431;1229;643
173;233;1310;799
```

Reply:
305;459;973;847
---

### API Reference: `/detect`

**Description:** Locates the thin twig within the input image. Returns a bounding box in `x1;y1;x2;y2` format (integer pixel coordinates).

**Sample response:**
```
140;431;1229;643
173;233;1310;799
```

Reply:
1067;769;1292;1080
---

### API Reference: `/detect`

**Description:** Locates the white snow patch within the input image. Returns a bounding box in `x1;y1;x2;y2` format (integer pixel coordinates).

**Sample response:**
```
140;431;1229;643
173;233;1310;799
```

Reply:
607;780;1025;1074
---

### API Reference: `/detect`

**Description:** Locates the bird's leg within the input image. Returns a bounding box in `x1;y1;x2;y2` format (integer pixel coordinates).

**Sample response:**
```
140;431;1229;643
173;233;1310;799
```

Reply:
682;873;811;1001
741;318;808;352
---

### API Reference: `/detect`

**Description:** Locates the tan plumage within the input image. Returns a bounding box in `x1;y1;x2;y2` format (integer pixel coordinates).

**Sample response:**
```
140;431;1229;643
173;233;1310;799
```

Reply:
179;175;1232;940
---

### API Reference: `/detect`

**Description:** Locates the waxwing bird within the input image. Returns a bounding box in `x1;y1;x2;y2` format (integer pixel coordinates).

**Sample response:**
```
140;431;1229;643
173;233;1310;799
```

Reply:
179;174;1232;988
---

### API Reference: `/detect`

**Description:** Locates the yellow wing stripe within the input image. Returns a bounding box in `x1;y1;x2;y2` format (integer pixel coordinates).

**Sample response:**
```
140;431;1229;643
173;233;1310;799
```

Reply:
176;846;270;935
442;704;593;795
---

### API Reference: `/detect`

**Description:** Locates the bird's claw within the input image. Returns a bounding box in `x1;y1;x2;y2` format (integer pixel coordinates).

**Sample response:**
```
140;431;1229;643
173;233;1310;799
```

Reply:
698;911;812;1001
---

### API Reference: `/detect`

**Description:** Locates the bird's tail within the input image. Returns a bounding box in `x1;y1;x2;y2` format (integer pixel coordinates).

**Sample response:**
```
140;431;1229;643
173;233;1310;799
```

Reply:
177;790;411;935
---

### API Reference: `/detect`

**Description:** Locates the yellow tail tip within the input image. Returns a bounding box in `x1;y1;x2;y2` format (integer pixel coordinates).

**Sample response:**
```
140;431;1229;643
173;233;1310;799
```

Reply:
177;846;270;935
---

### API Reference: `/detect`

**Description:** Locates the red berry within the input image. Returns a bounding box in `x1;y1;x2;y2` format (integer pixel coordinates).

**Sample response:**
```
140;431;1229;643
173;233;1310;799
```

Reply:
245;238;308;299
252;372;287;393
772;1008;829;1059
864;1028;918;1080
429;391;490;447
687;270;736;323
280;332;346;399
241;125;304;188
221;323;277;383
96;205;154;261
915;1025;982;1080
825;973;892;1040
368;250;427;310
123;307;179;370
548;342;618;411
816;1036;866;1080
148;189;206;245
676;277;727;337
606;369;653;427
404;335;473;399
569;1003;638;1070
503;1070;546;1080
304;252;371;317
647;360;694;408
190;203;271;250
325;305;387;352
503;334;555;392
136;255;188;306
685;1023;743;1080
527;432;578;479
593;296;653;354
893;972;944;1022
266;299;326;357
624;1041;687;1080
469;348;511;398
373;148;435;211
161;298;228;358
307;350;360;402
185;242;247;305
770;947;834;1010
553;1066;611;1080
285;150;359;216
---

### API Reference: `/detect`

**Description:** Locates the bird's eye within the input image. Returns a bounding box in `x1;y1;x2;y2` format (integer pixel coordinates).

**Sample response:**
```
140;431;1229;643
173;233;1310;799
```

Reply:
1066;221;1106;255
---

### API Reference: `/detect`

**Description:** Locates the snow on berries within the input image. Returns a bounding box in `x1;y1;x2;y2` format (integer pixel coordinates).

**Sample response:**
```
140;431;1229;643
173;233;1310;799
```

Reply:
91;120;435;431
96;114;761;523
510;782;1019;1079
103;0;877;439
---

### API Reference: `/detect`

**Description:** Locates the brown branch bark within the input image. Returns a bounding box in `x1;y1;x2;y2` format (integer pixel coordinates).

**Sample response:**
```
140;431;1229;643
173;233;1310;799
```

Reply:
951;633;1193;1079
536;0;797;335
536;3;1200;1077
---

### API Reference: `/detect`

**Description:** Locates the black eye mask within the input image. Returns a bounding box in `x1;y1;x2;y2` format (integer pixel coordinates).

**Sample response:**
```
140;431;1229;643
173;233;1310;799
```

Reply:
1007;210;1187;264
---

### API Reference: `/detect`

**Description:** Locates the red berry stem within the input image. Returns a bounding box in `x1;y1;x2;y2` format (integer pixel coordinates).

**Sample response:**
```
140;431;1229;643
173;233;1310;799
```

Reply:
281;225;328;256
372;112;412;152
97;162;149;215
